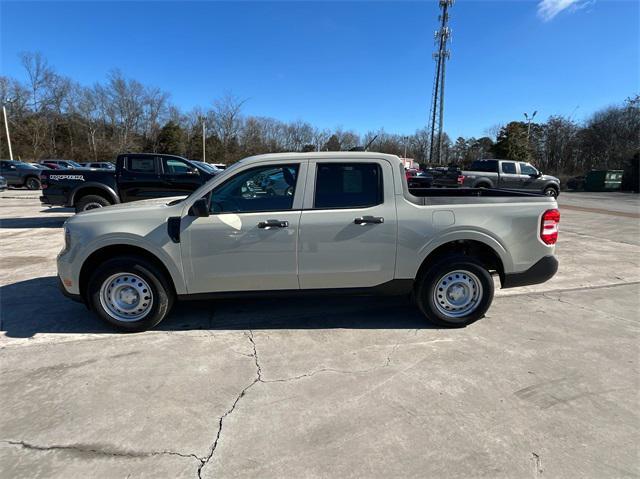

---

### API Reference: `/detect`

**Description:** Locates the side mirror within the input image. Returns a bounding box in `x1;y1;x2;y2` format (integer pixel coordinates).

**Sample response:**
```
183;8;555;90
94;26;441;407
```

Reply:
189;197;210;217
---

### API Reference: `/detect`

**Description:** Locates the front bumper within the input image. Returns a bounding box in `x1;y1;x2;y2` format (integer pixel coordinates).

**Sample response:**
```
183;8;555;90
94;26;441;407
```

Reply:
502;255;558;289
57;275;83;303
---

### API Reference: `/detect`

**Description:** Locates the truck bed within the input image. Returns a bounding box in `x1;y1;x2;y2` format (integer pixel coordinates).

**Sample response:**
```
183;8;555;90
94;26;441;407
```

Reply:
406;187;553;205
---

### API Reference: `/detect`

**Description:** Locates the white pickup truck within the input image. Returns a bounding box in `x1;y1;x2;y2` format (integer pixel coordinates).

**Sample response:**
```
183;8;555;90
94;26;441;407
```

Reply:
57;152;560;331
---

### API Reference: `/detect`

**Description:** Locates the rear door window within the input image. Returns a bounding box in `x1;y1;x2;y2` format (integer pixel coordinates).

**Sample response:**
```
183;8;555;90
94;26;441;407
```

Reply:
501;162;517;174
470;160;498;173
126;157;157;174
314;163;383;209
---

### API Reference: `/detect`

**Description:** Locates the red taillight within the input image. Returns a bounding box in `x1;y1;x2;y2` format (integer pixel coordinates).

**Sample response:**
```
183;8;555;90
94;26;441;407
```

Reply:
540;209;560;245
457;175;464;185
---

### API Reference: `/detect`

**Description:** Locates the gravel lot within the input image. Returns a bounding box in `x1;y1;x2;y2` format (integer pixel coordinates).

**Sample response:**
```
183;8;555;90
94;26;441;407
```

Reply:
1;189;638;478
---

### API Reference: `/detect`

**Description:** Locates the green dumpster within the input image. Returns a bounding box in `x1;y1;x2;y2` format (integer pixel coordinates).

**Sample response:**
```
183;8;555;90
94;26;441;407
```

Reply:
584;170;623;192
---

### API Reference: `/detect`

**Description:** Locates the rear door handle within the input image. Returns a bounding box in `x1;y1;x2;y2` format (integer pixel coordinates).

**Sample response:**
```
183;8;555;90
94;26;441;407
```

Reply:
258;219;289;229
354;216;384;225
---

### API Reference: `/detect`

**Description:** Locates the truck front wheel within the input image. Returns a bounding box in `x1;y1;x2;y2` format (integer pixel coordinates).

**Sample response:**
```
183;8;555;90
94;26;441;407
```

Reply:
87;256;174;332
76;194;111;213
415;255;494;328
25;176;41;190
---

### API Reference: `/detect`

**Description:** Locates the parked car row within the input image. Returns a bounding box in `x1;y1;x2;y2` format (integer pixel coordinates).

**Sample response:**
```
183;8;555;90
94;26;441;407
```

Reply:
1;157;225;192
0;160;45;189
404;159;560;197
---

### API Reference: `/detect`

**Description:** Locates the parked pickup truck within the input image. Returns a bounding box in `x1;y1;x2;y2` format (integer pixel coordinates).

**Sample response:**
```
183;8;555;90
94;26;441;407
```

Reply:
0;160;44;190
41;153;217;212
57;152;560;332
461;159;560;197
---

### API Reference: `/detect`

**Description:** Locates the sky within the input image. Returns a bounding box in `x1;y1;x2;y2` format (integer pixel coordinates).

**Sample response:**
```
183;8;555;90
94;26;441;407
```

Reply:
1;0;638;139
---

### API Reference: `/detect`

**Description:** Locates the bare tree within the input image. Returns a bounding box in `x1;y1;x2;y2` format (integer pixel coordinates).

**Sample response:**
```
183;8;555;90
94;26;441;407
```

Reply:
20;52;53;112
209;92;247;163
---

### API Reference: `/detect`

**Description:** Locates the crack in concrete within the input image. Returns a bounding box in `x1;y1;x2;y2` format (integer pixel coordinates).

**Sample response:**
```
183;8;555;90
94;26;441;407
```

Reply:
531;452;543;477
1;439;203;462
197;331;261;478
500;281;640;299
197;331;406;477
247;330;262;382
6;332;412;478
541;292;637;325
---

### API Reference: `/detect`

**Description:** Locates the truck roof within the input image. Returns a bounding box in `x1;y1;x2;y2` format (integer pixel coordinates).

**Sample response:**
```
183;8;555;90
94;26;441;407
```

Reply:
240;151;403;164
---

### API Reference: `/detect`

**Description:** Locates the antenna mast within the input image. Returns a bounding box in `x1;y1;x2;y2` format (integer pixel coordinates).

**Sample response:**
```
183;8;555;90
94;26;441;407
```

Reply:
428;0;453;165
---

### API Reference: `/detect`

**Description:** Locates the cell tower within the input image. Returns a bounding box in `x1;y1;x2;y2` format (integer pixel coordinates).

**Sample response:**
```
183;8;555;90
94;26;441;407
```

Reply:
428;0;454;165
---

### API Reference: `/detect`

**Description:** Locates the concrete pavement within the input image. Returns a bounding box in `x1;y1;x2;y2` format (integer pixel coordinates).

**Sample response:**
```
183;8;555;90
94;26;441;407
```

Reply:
1;190;638;478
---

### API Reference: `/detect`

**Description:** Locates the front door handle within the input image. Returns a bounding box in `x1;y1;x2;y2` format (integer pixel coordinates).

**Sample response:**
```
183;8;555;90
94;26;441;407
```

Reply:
354;216;384;225
258;219;289;229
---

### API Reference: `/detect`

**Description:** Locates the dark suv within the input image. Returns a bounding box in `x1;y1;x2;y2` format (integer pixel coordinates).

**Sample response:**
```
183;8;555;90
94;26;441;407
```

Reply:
0;160;43;190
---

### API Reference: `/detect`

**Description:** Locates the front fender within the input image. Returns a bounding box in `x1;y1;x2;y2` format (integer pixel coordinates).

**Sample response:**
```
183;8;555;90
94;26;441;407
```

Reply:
76;233;187;295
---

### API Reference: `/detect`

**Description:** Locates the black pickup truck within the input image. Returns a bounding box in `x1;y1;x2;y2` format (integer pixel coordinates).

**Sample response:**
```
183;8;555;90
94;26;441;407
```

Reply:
40;153;217;212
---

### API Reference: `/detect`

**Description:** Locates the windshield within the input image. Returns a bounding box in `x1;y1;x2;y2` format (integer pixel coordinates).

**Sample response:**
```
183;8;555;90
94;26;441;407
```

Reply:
14;161;38;169
67;161;84;168
192;161;218;173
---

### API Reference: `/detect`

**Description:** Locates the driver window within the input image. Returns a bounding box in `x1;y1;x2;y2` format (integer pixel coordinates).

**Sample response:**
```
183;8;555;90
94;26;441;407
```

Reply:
519;163;538;175
163;158;197;175
211;164;299;213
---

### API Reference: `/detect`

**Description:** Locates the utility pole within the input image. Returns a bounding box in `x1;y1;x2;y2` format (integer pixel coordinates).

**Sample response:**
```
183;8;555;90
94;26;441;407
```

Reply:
2;98;15;161
201;116;206;162
524;110;537;142
524;110;537;160
428;0;453;165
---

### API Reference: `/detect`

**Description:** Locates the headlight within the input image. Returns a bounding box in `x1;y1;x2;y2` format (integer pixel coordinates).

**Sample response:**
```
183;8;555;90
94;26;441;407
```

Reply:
61;224;72;255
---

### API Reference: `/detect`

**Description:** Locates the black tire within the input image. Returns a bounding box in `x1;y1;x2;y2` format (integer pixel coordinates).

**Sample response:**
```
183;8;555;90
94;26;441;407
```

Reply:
25;176;41;190
543;186;559;198
87;256;174;332
75;194;111;213
415;255;494;328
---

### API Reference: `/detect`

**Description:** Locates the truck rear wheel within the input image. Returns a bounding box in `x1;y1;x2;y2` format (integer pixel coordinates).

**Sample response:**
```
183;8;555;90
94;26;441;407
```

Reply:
415;255;494;328
87;256;174;332
76;194;111;213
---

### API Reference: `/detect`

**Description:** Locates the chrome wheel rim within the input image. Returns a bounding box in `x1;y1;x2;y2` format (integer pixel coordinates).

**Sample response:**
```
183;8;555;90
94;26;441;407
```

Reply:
27;178;39;189
545;188;556;197
99;273;153;322
433;270;483;318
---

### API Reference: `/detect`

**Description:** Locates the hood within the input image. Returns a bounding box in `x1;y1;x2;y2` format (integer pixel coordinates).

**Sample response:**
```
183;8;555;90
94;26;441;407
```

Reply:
70;196;187;223
541;174;560;182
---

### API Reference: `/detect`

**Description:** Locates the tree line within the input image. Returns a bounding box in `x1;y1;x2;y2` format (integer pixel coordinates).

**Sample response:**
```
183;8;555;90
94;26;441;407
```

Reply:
1;52;638;175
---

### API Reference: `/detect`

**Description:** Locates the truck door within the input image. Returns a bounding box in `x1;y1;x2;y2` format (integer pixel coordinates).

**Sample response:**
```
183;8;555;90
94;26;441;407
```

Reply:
118;155;162;202
298;160;397;289
518;162;541;191
499;161;521;190
183;162;306;294
160;156;206;196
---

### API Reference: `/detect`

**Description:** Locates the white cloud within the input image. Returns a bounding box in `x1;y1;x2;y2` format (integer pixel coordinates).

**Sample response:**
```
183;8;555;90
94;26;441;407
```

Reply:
537;0;591;21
